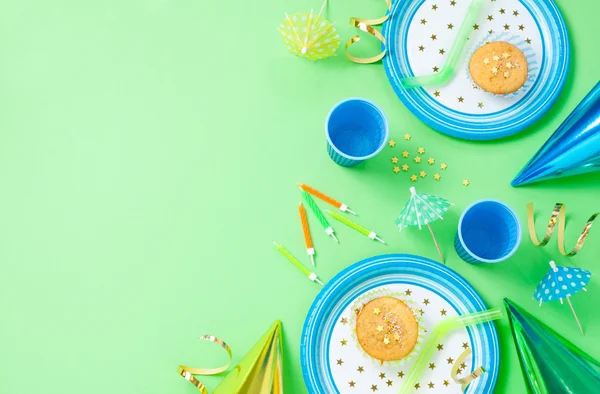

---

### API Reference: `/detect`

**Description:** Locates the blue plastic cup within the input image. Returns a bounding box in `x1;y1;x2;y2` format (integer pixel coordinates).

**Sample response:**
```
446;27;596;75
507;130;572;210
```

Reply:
455;200;522;264
325;98;389;167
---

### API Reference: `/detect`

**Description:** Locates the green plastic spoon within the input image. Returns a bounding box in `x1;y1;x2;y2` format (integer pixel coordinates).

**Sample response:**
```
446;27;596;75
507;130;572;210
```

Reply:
400;0;486;88
398;308;503;394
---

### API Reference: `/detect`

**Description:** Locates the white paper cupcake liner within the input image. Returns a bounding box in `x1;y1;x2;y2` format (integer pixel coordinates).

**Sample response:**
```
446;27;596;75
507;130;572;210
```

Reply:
465;31;539;98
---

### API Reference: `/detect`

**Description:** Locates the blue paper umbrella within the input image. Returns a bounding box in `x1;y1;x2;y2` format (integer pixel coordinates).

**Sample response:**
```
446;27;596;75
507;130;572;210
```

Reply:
395;186;452;263
535;261;592;335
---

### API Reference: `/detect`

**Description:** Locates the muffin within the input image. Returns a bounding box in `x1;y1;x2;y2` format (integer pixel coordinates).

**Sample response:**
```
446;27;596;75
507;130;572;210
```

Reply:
355;296;419;362
469;41;528;94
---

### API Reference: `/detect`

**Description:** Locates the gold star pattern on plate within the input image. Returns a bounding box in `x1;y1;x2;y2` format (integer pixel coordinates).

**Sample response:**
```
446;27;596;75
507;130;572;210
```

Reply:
447;357;454;364
439;48;445;55
526;38;532;44
392;157;399;164
519;24;525;31
460;362;467;369
478;102;484;109
341;339;348;346
419;171;427;178
462;179;470;186
418;45;425;51
358;366;365;373
443;380;450;387
402;150;410;158
377;325;384;332
374;307;381;315
404;133;411;140
440;309;447;316
434;90;440;97
418;309;425;315
383;337;390;345
463;342;470;349
488;29;493;34
379;373;386;379
431;34;437;40
504;23;510;30
487;15;493;21
457;368;463;374
398;371;405;378
423;298;430;305
415;383;421;390
402;164;409;171
440;163;447;170
371;384;378;392
386;380;393;387
420;18;427;25
388;140;396;147
405;289;412;296
473;24;479;30
447;23;454;30
349;381;356;388
432;4;438;10
414;156;422;163
499;8;506;14
450;0;456;5
434;173;441;180
513;10;519;16
341;317;348;324
417;147;425;154
428;382;435;389
437;344;443;351
337;359;344;365
428;363;436;370
432;66;439;72
393;166;400;174
458;96;464;103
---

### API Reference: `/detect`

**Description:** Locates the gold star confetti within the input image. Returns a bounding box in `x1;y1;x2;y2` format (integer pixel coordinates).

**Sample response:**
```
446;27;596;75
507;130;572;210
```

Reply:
394;333;401;341
386;380;393;387
337;359;344;365
463;342;470;349
513;10;519;16
349;381;356;387
414;156;422;163
440;309;447;316
420;18;427;25
499;8;506;14
487;15;493;21
415;383;421;390
462;179;470;186
502;52;510;59
447;357;454;364
491;66;498;74
519;24;525;31
432;4;438;10
450;0;456;5
503;71;510;78
393;166;400;174
473;24;479;30
371;384;378;392
377;325;384;332
447;23;454;30
504;23;510;30
433;66;439;72
379;373;386;379
358;366;365;373
483;58;489;64
398;371;405;378
341;317;348;324
402;150;410;158
341;339;348;346
434;91;440;97
428;382;435;389
443;380;450;387
405;289;412;296
429;363;436;370
434;173;441;180
374;308;381;315
431;34;437;40
506;61;513;68
424;298;430;305
383;337;390;345
526;38;532;44
417;147;425;154
418;45;425;51
493;55;499;61
402;164;409;171
478;102;484;109
460;362;467;369
388;140;396;147
419;171;427;178
439;48;445;55
440;163;447;170
458;96;464;103
404;133;411;140
437;344;443;351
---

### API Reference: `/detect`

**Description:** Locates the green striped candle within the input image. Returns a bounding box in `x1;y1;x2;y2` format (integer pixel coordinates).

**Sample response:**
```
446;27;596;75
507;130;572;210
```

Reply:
302;190;338;242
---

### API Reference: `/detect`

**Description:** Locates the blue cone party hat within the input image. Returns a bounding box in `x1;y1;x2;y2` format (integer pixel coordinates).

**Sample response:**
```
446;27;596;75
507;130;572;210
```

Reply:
504;298;600;393
512;81;600;186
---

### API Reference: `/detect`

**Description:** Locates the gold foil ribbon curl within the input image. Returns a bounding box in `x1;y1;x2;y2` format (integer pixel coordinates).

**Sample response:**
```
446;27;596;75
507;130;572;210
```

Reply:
345;0;392;64
527;202;599;256
177;335;232;394
451;348;485;391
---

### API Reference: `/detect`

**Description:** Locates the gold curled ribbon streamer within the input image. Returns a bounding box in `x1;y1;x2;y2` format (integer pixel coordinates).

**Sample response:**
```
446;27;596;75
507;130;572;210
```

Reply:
527;202;599;256
451;348;485;392
345;0;392;64
177;335;232;394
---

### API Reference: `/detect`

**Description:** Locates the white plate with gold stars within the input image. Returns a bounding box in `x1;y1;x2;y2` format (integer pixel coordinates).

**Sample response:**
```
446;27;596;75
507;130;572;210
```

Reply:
300;254;499;393
382;0;569;140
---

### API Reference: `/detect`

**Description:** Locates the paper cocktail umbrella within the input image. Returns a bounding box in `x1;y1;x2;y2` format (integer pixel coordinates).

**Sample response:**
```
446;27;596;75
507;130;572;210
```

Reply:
534;261;591;335
277;0;340;61
395;187;452;263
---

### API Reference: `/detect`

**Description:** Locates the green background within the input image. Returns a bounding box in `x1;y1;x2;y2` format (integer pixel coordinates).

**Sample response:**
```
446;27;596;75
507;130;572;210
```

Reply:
0;0;598;393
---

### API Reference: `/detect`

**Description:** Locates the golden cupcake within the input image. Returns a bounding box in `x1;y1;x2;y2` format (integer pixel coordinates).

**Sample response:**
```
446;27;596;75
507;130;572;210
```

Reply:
469;41;528;94
355;296;419;362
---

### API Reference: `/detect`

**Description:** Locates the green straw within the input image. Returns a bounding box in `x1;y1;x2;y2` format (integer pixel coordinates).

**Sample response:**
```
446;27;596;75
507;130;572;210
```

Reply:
399;308;503;394
400;0;485;88
273;242;324;286
327;211;385;243
301;190;338;242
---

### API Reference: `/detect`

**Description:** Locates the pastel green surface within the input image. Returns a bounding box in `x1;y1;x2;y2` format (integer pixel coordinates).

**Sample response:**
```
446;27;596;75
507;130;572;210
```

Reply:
0;1;598;394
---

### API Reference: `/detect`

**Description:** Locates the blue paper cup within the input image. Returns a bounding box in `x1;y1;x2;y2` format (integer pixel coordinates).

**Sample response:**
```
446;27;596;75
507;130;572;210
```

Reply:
325;98;389;167
455;200;522;264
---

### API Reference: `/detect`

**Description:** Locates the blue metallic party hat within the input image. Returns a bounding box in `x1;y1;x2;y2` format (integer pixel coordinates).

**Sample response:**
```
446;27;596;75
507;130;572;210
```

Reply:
504;298;600;393
512;81;600;186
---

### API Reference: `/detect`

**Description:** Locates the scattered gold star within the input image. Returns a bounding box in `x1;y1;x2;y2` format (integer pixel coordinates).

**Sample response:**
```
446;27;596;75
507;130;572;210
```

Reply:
383;337;390;345
439;48;445;55
415;383;421;390
386;380;393;387
431;34;437;40
371;384;378;392
394;333;401;341
457;368;463;374
473;24;479;30
392;157;399;164
440;309;447;316
483;57;489;64
463;342;470;349
374;308;381;315
447;357;454;364
433;66;439;72
462;179;470;186
487;15;493;21
414;156;422;163
519;24;525;31
488;29;493;34
388;140;396;147
513;10;519;16
377;325;384;332
440;163;447;170
491;66;498;74
503;71;510;78
493;55;499;61
379;373;386;379
504;23;510;30
419;171;426;178
402;164;409;171
443;380;450;387
447;23;454;30
460;362;467;369
418;309;425;315
405;289;412;296
434;90;440;97
358;366;365;373
341;317;348;324
450;0;456;5
458;96;464;103
502;52;511;59
337;359;344;365
404;133;411;140
526;38;532;44
398;371;405;378
506;61;513;68
429;363;436;370
393;166;400;174
499;8;506;14
428;382;435;389
417;147;425;154
424;298;430;305
420;18;427;25
418;45;425;51
402;150;410;158
434;173;441;180
341;339;347;346
437;344;444;351
478;102;484;109
349;381;356;388
432;4;438;10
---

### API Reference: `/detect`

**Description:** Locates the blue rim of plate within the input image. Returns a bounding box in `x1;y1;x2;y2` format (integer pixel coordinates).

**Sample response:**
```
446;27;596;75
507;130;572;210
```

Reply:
382;0;570;140
300;254;499;393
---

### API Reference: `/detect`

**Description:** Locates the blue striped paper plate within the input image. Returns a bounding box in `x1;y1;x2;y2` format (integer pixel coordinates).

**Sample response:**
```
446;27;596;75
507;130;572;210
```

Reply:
382;0;569;140
301;254;499;393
